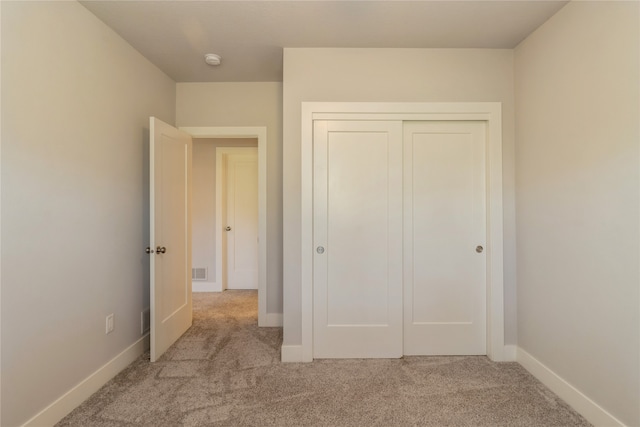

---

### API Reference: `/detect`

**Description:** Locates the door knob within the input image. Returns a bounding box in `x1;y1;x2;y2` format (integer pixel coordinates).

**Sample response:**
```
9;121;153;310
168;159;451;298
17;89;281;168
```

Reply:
225;226;232;231
145;247;154;254
156;246;166;254
316;246;325;254
476;245;484;253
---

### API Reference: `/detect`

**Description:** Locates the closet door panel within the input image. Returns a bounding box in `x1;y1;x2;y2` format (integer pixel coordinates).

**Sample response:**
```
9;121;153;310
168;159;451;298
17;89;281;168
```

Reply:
403;121;487;355
313;120;403;358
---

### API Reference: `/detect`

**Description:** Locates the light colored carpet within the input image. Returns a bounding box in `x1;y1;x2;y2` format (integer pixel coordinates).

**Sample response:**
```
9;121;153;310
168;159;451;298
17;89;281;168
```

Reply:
57;291;591;426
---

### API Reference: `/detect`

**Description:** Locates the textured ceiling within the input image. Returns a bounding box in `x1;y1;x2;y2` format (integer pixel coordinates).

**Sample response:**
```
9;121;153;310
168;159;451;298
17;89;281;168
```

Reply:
80;1;569;82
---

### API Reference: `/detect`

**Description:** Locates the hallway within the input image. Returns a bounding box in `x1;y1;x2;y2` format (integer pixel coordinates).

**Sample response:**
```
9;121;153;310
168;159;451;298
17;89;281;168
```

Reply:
58;291;589;426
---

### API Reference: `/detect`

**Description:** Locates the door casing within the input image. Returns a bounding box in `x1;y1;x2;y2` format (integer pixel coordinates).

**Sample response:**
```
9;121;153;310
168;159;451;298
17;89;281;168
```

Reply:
180;126;275;327
297;102;505;362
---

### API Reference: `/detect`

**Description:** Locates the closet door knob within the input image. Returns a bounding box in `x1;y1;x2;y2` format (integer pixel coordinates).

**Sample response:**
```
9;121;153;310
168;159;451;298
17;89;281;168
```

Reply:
476;246;484;253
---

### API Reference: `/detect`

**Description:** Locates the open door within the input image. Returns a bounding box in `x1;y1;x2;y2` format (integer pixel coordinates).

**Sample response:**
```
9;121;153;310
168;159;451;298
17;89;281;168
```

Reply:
149;117;192;362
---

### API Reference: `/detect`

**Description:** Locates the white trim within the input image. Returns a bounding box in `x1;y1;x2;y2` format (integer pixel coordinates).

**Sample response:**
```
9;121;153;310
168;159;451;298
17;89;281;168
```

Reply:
215;147;226;292
192;281;221;292
281;345;304;363
262;312;283;327
503;345;517;362
180;126;269;327
300;102;504;362
517;347;625;427
0;2;3;421
21;335;149;427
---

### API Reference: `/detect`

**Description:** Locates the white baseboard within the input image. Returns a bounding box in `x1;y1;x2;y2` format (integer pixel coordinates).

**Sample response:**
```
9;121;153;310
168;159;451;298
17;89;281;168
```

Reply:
281;345;304;363
22;334;149;427
516;347;625;427
192;281;221;292
259;312;283;327
503;344;517;362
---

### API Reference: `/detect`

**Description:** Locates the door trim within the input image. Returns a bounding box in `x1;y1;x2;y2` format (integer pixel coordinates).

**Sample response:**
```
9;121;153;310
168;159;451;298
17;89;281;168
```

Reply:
180;126;273;327
299;102;505;362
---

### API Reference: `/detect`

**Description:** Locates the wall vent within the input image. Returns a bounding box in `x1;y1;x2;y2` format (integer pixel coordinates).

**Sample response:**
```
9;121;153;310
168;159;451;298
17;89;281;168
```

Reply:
192;267;207;281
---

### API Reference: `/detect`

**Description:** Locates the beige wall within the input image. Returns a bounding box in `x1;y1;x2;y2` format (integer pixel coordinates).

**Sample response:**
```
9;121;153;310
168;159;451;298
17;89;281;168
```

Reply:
177;82;283;314
1;1;175;426
192;138;257;289
282;48;517;346
515;2;639;425
192;141;217;284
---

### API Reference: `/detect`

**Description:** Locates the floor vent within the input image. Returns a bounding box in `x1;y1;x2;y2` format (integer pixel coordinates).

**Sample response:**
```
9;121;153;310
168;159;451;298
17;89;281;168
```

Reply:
192;268;207;281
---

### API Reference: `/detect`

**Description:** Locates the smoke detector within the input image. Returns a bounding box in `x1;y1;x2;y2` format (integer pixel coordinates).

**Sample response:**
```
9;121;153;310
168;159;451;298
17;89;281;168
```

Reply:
204;53;221;66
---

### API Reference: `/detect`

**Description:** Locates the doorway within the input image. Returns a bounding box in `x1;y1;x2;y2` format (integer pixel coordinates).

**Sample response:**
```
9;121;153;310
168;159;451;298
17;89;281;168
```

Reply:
150;123;270;362
181;126;271;326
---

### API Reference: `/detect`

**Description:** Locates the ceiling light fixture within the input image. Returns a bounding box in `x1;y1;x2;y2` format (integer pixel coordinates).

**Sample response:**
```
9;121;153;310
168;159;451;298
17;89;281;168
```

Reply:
204;53;221;66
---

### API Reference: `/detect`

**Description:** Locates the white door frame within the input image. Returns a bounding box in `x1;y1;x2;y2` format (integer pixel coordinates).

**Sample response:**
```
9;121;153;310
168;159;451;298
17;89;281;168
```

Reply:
180;126;272;326
216;147;258;291
299;102;505;362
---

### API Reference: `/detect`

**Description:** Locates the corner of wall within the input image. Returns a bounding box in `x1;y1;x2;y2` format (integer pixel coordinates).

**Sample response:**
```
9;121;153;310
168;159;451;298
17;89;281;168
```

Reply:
516;347;626;427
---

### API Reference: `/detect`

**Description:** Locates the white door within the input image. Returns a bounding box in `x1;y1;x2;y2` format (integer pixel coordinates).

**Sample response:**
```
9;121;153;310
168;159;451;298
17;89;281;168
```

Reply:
225;149;258;290
150;117;192;362
403;121;486;355
313;120;403;358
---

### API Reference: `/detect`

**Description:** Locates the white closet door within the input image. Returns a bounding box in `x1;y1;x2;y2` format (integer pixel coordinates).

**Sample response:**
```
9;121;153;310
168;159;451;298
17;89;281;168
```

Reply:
403;121;486;355
313;120;403;358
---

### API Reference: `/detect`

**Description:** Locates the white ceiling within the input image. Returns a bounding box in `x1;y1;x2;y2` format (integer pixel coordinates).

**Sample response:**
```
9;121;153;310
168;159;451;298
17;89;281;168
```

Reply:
80;0;569;82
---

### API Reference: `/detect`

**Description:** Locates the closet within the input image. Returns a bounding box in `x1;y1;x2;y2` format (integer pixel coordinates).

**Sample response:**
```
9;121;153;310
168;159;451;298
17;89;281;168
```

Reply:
312;120;487;358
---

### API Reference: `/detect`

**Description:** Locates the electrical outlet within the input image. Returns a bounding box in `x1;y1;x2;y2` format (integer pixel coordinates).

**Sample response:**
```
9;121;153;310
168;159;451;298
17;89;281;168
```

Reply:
141;308;150;334
106;313;114;334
